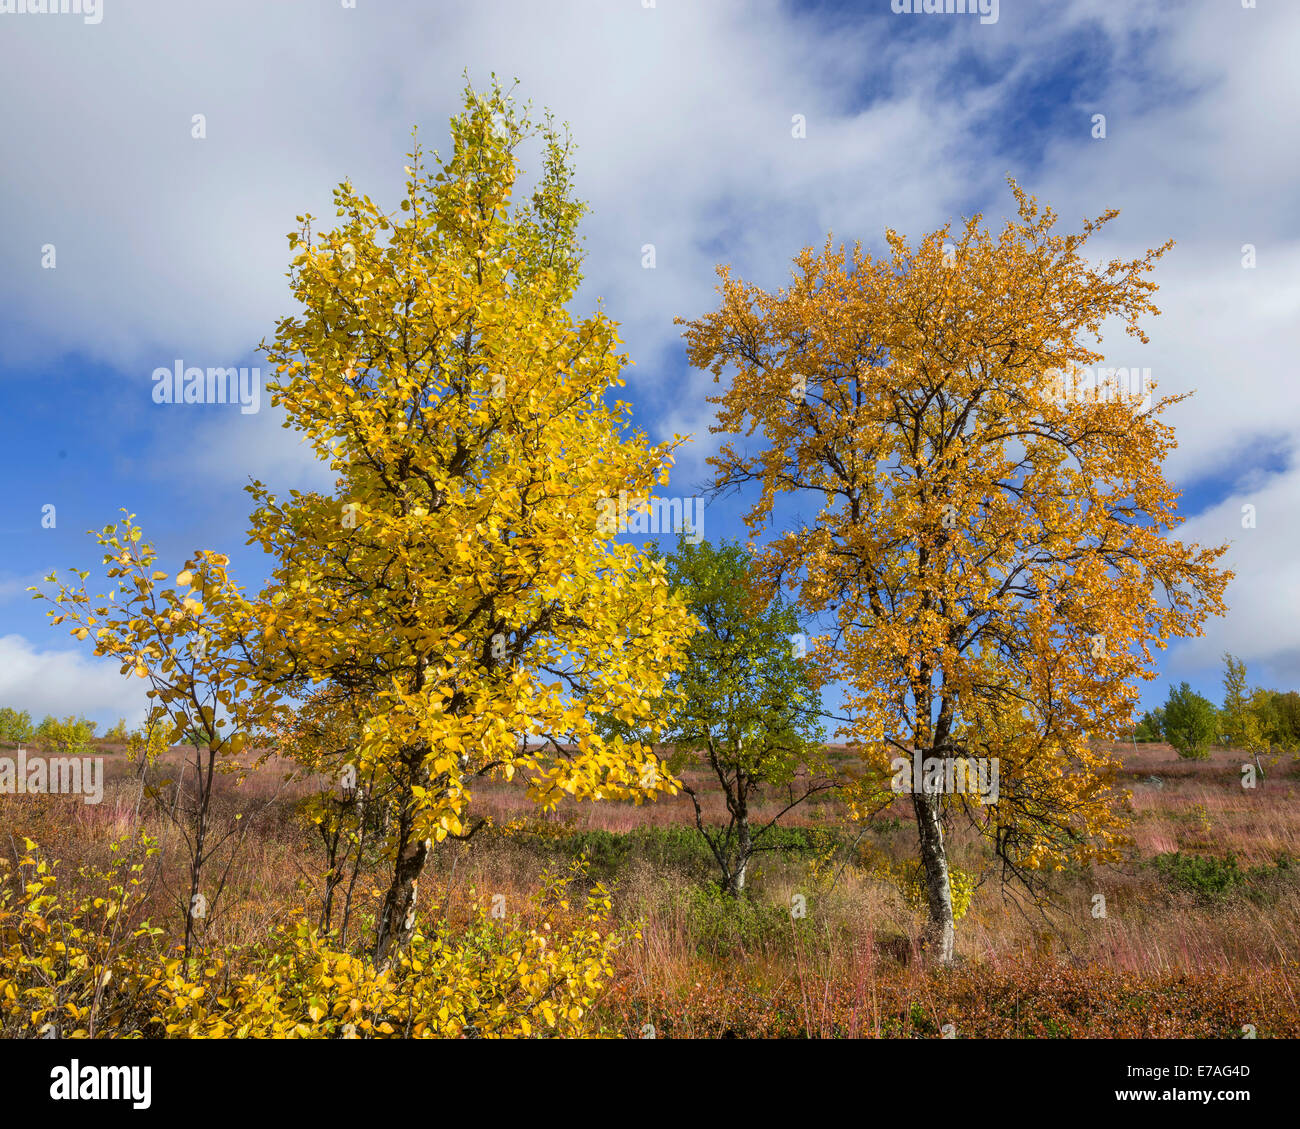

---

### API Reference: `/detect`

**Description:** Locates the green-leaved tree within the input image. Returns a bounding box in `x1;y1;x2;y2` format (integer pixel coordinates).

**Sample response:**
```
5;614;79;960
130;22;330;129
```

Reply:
631;536;834;896
1163;682;1217;760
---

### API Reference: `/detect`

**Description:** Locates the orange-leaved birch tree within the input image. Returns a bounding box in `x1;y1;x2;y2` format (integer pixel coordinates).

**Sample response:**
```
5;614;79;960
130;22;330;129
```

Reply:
679;183;1231;963
251;82;695;963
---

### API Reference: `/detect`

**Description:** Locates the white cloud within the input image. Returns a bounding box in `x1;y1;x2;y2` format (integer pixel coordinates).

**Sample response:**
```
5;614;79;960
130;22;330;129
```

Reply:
0;634;149;729
1163;456;1300;690
149;393;337;495
1;0;1296;693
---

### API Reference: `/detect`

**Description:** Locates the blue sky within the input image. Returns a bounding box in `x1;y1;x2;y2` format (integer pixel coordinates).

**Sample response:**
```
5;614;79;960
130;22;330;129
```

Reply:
1;0;1297;728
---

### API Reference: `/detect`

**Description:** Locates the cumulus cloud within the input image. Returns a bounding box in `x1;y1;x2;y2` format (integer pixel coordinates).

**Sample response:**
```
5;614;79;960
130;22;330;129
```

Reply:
1162;455;1300;690
0;0;1295;703
0;634;150;729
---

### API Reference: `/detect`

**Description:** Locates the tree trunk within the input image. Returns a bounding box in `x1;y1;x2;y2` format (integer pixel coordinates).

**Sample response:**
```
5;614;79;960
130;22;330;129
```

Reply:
373;754;431;967
912;788;955;965
734;816;751;893
182;747;216;960
374;835;427;968
728;816;759;894
721;786;752;897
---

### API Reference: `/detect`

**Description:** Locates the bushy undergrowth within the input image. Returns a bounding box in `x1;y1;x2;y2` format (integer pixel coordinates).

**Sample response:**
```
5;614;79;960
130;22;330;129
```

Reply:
1151;850;1297;904
664;881;819;956
6;777;1300;1038
498;821;846;883
0;835;622;1039
1153;851;1244;901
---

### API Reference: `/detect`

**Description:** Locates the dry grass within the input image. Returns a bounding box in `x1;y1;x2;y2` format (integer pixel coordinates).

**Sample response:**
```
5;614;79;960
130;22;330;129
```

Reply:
4;736;1299;1035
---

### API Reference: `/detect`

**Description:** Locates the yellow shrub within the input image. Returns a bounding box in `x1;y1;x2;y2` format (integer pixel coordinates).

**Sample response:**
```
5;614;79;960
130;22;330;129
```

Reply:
1;840;619;1039
853;842;975;922
0;834;163;1038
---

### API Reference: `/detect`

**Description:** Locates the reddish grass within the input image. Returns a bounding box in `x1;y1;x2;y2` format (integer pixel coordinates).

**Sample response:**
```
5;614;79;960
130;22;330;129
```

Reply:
3;736;1298;1036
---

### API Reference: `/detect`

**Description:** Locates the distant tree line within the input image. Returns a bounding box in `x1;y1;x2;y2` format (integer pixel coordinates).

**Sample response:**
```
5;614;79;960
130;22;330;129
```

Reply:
0;709;130;753
1131;653;1300;758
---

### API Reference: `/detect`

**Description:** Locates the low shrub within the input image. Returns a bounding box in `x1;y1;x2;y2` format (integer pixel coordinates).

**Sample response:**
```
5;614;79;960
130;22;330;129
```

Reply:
1152;851;1242;901
1;837;623;1039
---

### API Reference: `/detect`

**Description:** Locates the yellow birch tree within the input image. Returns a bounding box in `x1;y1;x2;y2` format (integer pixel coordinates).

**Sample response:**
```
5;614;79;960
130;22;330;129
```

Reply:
251;82;695;962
